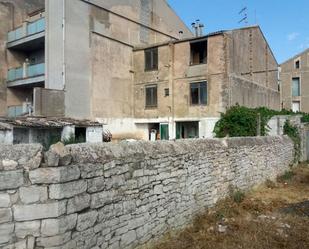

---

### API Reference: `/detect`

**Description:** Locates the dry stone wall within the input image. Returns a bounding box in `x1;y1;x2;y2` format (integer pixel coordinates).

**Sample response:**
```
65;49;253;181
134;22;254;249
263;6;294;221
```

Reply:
0;136;294;249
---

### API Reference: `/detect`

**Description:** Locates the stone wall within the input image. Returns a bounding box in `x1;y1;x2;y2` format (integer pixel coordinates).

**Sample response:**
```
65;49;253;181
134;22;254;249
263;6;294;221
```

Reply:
0;136;294;249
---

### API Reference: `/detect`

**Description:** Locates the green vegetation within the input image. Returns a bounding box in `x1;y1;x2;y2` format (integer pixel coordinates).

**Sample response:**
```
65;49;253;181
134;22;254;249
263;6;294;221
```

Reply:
214;105;307;138
278;170;295;182
229;186;246;204
283;120;301;162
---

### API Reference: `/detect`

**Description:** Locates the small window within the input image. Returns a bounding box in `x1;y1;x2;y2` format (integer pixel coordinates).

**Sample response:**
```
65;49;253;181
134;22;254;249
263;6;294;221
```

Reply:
145;85;157;108
190;82;207;105
190;40;207;65
292;77;300;97
145;47;158;71
164;88;169;97
295;60;300;69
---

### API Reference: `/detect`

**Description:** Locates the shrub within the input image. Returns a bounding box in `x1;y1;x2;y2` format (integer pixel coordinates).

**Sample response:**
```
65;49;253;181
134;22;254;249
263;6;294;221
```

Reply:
214;105;307;138
283;120;301;162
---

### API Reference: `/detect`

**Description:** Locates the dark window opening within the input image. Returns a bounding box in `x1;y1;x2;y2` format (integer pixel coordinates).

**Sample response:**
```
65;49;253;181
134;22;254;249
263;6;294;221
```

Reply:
145;47;158;71
176;122;199;139
164;88;169;97
145;85;157;108
295;60;300;69
190;40;207;65
75;127;86;143
190;82;207;105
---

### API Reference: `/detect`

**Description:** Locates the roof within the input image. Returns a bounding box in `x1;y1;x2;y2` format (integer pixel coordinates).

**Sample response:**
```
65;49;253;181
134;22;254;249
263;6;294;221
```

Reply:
0;117;103;129
133;30;226;51
280;48;309;65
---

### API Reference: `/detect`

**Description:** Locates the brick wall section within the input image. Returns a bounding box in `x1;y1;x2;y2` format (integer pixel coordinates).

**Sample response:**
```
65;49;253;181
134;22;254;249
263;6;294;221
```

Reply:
0;136;294;249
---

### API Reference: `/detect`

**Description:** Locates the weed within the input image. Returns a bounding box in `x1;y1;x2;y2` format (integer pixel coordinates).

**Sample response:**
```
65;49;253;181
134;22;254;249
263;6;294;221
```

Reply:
265;179;277;189
278;170;295;182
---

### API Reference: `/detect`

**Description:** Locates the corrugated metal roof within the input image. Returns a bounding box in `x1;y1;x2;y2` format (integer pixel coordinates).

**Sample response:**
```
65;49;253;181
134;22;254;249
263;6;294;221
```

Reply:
0;117;103;129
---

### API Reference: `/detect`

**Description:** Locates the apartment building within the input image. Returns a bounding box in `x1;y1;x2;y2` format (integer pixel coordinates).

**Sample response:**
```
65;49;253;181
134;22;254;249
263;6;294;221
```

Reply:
0;0;280;141
280;48;309;113
132;26;280;140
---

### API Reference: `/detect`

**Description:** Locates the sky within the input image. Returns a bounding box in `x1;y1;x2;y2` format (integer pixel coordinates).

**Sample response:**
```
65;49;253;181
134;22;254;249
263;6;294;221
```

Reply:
167;0;309;64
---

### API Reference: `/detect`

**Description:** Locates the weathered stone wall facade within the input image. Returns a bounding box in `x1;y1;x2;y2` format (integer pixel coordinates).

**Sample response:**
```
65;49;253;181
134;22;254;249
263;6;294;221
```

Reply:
0;136;293;249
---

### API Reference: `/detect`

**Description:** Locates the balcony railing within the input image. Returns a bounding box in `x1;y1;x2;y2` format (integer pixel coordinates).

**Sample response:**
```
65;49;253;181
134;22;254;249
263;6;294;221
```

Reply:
7;18;45;43
7;63;45;82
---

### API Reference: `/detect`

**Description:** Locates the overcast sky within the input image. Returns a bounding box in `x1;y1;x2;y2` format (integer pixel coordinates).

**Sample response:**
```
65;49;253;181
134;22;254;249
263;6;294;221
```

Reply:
167;0;309;63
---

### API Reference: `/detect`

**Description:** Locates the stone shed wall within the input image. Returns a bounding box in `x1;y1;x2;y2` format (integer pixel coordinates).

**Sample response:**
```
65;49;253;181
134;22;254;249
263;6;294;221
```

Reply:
0;136;294;249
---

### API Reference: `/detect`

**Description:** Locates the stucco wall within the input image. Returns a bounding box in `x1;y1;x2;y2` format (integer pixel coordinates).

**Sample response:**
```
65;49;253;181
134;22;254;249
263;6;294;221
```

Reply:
0;136;294;249
280;49;309;112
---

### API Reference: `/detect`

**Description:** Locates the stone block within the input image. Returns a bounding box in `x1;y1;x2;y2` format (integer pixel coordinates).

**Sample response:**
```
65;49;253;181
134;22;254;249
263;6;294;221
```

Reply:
19;186;48;204
36;231;71;247
67;193;90;214
29;166;80;184
41;214;77;237
120;230;136;247
13;201;66;221
90;191;117;209
0;170;24;190
87;176;105;193
76;210;98;231
49;180;87;199
0;208;12;224
0;223;14;244
0;193;10;208
2;160;18;170
15;221;40;239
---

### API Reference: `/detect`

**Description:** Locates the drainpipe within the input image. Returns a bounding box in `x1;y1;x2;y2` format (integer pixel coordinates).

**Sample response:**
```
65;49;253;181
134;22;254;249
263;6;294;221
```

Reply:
168;42;175;139
62;0;66;90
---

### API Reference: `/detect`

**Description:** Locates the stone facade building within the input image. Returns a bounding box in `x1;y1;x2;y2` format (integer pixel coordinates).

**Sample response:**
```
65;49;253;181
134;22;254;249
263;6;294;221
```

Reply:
0;0;280;141
280;48;309;113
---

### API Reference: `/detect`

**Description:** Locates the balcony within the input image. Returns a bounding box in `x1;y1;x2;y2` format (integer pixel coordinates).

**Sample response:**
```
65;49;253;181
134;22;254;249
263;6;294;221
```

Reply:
7;63;45;88
7;18;45;51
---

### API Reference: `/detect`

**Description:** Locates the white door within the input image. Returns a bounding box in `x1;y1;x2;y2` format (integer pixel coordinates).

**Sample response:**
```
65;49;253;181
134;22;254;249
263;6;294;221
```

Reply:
292;101;300;112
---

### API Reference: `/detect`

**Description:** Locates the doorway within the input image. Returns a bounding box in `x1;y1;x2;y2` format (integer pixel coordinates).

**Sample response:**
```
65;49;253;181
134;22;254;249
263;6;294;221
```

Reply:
176;122;199;139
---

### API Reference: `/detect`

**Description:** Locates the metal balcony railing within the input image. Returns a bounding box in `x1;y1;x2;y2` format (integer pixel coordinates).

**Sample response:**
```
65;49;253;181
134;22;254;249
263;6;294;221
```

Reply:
7;63;45;82
7;18;45;43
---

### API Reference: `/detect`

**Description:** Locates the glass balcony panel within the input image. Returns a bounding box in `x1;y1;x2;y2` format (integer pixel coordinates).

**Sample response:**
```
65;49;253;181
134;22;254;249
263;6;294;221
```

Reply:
7;31;15;42
8;106;24;118
7;17;45;43
7;63;44;82
15;68;23;79
27;22;37;35
27;63;45;77
36;18;45;33
15;27;24;40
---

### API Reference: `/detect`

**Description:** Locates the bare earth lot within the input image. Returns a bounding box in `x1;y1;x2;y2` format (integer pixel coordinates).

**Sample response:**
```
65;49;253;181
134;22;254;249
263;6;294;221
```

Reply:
149;164;309;249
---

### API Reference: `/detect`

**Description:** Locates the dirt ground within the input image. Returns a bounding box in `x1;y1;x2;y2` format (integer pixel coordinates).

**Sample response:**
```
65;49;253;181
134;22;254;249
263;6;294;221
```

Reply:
150;164;309;249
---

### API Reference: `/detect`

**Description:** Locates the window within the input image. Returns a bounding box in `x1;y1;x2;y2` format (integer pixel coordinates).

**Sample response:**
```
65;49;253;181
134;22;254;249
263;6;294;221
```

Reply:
292;77;300;97
164;88;169;97
145;85;157;107
190;82;207;105
295;60;300;69
145;47;158;71
190;40;207;65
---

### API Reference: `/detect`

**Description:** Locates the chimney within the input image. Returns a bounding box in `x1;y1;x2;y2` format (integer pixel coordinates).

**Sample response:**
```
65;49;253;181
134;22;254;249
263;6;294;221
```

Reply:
191;19;205;37
179;31;184;39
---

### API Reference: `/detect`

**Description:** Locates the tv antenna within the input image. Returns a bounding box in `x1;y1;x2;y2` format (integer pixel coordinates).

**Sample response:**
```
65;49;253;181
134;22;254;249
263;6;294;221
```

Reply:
238;7;248;25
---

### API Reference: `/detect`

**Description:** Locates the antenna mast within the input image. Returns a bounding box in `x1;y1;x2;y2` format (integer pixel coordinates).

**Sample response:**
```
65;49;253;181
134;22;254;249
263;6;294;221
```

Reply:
238;7;248;25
